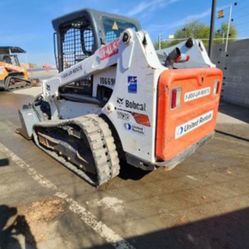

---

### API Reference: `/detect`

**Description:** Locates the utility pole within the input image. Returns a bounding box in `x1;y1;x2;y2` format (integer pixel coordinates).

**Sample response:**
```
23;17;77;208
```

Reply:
225;4;233;52
208;0;217;57
222;32;225;44
158;33;161;50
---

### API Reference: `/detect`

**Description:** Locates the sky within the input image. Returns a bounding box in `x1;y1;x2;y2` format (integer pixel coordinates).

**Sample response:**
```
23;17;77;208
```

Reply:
1;0;248;65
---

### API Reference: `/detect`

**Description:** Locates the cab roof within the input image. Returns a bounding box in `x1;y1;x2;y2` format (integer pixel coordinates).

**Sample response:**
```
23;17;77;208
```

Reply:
0;46;26;54
52;8;141;31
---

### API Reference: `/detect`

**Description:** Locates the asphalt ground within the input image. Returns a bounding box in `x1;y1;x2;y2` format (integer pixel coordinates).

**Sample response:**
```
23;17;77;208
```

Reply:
0;84;249;249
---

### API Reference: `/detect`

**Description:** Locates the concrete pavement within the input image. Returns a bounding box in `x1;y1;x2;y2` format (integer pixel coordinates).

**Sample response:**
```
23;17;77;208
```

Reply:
0;89;249;249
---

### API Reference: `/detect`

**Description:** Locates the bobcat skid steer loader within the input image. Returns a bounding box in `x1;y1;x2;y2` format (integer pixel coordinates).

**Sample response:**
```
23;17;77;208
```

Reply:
18;9;222;186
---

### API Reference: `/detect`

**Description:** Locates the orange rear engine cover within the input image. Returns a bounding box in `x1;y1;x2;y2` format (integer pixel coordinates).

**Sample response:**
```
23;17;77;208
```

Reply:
156;68;223;161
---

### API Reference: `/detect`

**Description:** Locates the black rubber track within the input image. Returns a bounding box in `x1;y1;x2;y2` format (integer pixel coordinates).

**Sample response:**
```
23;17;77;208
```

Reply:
33;114;120;186
4;76;31;91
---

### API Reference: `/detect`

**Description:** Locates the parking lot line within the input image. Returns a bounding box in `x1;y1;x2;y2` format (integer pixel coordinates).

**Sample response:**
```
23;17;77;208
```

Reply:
0;142;135;249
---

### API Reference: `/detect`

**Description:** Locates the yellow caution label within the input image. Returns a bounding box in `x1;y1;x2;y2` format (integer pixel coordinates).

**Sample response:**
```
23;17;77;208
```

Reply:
112;21;119;30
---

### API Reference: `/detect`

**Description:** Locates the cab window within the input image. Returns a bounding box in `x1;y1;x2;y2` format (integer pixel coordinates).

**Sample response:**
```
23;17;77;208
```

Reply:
102;17;137;43
3;55;20;66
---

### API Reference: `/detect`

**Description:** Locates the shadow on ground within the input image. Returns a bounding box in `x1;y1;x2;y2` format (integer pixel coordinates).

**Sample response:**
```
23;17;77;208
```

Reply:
84;207;249;249
118;161;150;181
0;158;9;167
0;205;37;249
219;101;249;124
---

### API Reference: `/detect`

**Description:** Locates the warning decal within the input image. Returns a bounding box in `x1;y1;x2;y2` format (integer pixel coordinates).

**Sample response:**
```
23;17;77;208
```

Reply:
184;87;211;102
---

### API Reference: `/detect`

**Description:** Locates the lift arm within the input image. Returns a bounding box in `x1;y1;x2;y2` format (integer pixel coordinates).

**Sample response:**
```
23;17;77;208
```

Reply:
42;29;162;98
43;30;214;99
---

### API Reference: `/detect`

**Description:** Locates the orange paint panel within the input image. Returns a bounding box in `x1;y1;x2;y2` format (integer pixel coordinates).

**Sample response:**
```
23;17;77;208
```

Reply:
156;68;223;161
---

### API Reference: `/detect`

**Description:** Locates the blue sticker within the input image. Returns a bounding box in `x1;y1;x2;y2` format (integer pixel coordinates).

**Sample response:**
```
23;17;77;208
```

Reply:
124;123;132;130
128;76;137;93
177;126;184;137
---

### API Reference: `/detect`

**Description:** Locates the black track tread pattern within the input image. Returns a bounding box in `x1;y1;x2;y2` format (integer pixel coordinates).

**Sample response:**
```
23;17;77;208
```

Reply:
33;114;120;186
4;76;31;91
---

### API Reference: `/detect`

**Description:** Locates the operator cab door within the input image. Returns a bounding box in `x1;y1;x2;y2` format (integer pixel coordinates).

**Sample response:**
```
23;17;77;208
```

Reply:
58;15;97;96
59;16;97;70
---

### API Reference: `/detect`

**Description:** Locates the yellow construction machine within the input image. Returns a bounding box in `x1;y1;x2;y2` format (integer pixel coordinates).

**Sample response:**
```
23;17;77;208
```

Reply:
0;46;31;90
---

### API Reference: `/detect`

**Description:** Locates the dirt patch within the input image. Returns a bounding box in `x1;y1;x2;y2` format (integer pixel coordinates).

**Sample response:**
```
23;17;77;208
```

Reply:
12;197;65;245
19;198;65;223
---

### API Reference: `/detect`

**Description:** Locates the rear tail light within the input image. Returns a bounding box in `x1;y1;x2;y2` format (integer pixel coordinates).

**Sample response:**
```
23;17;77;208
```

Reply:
171;87;181;109
213;80;220;95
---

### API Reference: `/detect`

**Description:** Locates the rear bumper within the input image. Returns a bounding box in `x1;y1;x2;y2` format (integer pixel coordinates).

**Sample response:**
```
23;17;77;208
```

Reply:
154;133;214;169
126;133;214;171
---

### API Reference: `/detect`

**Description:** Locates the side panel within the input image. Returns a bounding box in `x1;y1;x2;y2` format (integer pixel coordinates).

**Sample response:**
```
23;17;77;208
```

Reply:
101;32;164;163
0;71;8;81
0;62;27;80
156;68;223;161
92;67;116;97
0;62;12;80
